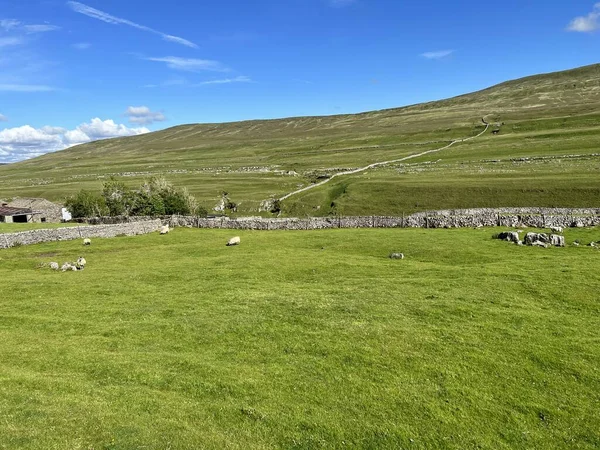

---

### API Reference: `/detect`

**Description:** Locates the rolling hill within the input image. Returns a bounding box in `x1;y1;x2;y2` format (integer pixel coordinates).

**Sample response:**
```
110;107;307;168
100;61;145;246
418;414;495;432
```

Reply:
1;63;600;215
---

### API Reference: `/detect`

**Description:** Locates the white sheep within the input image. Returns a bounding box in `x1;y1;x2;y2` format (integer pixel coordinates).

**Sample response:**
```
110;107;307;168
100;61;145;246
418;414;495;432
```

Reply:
160;224;170;235
227;236;241;246
76;257;87;270
49;262;59;271
83;238;91;246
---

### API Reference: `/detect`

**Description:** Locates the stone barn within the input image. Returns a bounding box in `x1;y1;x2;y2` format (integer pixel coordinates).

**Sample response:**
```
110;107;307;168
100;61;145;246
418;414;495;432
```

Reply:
5;198;64;223
0;204;33;223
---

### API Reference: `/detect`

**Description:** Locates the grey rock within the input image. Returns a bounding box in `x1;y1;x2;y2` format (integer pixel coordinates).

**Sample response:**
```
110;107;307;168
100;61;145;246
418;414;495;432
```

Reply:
389;252;404;260
550;234;565;247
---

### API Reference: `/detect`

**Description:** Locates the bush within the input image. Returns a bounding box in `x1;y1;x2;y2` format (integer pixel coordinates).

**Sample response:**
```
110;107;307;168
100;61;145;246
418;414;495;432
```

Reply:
65;190;108;218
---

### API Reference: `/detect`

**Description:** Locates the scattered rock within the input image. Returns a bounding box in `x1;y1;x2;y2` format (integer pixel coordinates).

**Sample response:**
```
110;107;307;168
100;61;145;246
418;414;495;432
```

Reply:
497;231;520;243
160;224;170;235
524;232;550;246
389;252;404;260
531;241;549;248
549;234;565;247
49;262;59;270
550;226;563;234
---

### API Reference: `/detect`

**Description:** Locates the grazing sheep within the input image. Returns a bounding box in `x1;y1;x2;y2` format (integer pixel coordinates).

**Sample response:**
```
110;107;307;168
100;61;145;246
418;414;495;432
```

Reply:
389;252;404;260
76;257;87;270
550;226;563;234
227;236;241;246
49;262;59;271
83;238;91;246
160;224;170;235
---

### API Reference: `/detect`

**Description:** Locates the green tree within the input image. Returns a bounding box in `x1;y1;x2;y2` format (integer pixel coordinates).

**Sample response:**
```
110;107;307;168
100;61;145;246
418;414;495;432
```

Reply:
102;178;132;216
65;190;108;218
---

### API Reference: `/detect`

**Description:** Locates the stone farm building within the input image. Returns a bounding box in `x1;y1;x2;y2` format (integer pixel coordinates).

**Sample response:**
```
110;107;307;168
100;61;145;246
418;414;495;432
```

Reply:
2;198;65;223
0;205;33;223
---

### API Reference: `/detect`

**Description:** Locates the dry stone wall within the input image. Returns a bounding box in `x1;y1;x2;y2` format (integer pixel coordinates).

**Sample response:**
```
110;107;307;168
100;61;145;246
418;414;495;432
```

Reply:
161;208;600;230
0;219;161;249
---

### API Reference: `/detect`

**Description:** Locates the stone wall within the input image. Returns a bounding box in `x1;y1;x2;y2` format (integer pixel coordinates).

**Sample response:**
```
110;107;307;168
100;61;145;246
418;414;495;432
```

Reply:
72;207;600;231
0;219;161;249
161;208;600;230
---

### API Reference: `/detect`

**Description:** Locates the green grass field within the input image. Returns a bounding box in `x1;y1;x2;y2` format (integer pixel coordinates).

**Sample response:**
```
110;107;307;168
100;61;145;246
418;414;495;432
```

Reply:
1;228;599;449
0;222;79;233
1;64;600;215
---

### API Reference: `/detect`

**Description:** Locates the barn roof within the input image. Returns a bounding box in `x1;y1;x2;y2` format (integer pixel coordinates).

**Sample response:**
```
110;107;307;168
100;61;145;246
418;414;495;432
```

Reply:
0;206;32;216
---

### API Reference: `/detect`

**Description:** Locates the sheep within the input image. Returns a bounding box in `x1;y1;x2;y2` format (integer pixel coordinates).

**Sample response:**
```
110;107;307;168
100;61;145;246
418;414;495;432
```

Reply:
550;226;563;234
226;236;241;246
76;257;87;270
83;238;91;246
160;224;170;235
49;262;59;271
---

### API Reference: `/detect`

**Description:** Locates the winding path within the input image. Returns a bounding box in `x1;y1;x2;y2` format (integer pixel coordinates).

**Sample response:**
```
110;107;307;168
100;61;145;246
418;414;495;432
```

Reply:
279;120;490;202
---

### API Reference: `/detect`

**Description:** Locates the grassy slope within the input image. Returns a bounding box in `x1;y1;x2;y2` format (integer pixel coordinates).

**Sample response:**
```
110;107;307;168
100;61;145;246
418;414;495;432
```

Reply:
1;64;599;214
0;228;599;449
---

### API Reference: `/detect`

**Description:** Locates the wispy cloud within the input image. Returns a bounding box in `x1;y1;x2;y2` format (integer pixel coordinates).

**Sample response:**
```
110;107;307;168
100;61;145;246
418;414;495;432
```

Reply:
124;106;166;125
0;37;24;48
72;42;91;50
144;56;227;72
66;1;198;48
0;84;55;92
567;3;600;32
0;20;60;34
420;49;455;60
23;24;61;33
0;113;7;122
329;0;357;7
196;76;253;85
0;19;21;31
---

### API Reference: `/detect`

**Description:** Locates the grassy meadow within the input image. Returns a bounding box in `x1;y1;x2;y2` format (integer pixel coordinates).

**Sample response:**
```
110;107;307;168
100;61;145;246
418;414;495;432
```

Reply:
1;227;599;449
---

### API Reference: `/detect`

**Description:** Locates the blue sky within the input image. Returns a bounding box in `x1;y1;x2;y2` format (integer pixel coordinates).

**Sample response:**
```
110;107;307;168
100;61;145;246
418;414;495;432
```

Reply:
0;0;598;162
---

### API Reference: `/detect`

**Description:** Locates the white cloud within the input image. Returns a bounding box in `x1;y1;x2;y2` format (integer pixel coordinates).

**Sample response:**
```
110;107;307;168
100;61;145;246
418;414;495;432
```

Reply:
67;1;198;48
124;106;166;125
196;76;253;85
0;19;60;34
0;118;149;162
0;37;23;47
144;56;227;72
23;24;61;33
0;19;21;31
567;4;600;32
420;49;455;60
0;84;55;92
330;0;356;6
0;114;8;122
72;42;91;50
